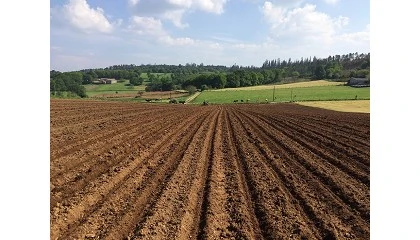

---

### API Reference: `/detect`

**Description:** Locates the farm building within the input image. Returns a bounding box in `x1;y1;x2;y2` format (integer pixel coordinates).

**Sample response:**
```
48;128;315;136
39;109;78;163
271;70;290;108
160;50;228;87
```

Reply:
92;78;117;84
347;77;370;87
105;78;117;84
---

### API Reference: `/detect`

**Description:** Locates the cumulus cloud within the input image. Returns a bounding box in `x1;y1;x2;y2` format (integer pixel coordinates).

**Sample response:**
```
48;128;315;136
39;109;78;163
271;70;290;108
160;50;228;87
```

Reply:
336;24;370;44
193;0;226;14
127;16;196;46
128;0;227;28
128;16;166;36
323;0;340;4
51;0;119;34
262;2;349;44
162;9;188;28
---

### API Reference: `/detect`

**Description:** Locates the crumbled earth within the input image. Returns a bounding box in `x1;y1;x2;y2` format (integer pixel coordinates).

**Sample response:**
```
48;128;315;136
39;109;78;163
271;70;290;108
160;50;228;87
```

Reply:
51;99;369;240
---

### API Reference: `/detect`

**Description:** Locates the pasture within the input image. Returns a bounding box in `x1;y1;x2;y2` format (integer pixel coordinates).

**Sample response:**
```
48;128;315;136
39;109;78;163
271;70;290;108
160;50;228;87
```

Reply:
85;74;173;98
192;85;370;104
85;80;144;97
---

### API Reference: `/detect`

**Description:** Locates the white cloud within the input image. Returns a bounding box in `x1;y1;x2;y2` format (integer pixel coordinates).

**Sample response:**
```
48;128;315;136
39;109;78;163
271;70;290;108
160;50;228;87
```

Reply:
194;0;226;14
323;0;340;4
233;43;259;49
334;15;349;28
128;0;227;28
63;0;113;33
262;2;350;44
160;36;196;45
211;35;242;43
128;16;166;36
258;1;369;62
336;24;370;45
210;42;222;49
167;0;193;8
128;0;140;6
127;16;196;46
51;0;119;34
162;9;189;28
262;0;303;10
261;1;287;25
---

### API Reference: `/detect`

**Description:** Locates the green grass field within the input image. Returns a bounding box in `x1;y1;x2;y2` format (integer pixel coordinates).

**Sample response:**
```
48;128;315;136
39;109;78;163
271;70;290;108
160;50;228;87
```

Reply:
85;80;144;97
192;85;370;104
85;74;173;97
82;79;370;112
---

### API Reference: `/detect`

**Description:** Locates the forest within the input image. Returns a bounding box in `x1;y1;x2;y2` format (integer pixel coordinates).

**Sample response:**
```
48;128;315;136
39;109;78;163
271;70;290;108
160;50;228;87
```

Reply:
50;52;369;98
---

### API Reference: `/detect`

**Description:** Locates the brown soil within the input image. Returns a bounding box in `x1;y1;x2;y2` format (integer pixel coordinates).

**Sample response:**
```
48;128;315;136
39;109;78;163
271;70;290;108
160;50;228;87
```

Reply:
91;91;188;99
50;99;370;240
141;91;188;99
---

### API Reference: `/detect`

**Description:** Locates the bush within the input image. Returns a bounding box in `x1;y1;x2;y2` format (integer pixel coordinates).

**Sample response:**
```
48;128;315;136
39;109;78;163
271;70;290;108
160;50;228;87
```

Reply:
129;76;144;86
201;84;209;91
185;85;197;95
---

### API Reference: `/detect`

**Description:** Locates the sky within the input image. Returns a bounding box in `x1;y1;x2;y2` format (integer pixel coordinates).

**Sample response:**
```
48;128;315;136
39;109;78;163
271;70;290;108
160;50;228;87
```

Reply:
50;0;370;71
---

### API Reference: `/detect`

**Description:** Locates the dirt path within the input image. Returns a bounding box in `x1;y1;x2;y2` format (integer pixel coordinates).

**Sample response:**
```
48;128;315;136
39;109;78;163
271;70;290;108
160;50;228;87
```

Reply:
184;92;201;104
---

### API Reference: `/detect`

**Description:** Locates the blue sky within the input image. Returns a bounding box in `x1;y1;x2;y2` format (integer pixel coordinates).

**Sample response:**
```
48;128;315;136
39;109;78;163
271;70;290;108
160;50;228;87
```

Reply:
50;0;370;71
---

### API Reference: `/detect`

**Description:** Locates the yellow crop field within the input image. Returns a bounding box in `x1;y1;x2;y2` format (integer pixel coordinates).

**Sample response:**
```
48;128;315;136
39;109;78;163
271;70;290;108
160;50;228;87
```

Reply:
212;80;345;91
296;100;370;113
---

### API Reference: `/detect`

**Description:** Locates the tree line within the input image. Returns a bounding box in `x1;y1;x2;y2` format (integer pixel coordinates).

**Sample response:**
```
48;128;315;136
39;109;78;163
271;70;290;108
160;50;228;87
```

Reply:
50;52;369;97
261;52;370;80
50;70;87;98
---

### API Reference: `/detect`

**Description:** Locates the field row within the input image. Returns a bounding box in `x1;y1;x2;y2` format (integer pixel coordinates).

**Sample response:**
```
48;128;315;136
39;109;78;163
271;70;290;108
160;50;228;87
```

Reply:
50;99;370;239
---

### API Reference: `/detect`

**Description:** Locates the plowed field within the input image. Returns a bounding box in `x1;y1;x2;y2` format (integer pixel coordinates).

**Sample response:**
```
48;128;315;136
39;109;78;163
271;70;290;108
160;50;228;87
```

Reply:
50;99;370;240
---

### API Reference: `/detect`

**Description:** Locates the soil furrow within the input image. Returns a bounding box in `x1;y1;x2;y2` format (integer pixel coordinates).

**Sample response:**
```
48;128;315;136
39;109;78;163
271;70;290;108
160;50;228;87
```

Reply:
236;108;370;221
233;107;369;239
286;112;369;138
129;106;220;240
246;111;370;185
50;100;370;240
50;110;195;208
50;105;156;126
267;114;370;161
228;107;324;239
247;103;369;137
50;108;173;156
51;108;210;239
220;107;264;239
285;115;370;152
96;108;212;240
50;107;188;176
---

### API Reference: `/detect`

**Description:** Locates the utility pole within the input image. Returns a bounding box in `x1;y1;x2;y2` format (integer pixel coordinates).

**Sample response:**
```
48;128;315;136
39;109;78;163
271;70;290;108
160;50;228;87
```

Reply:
290;88;293;102
272;86;275;102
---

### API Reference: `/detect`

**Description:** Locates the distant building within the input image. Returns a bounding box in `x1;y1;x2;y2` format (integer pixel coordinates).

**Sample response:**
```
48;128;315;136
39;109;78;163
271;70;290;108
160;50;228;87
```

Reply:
93;78;117;84
105;78;117;84
347;77;370;87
